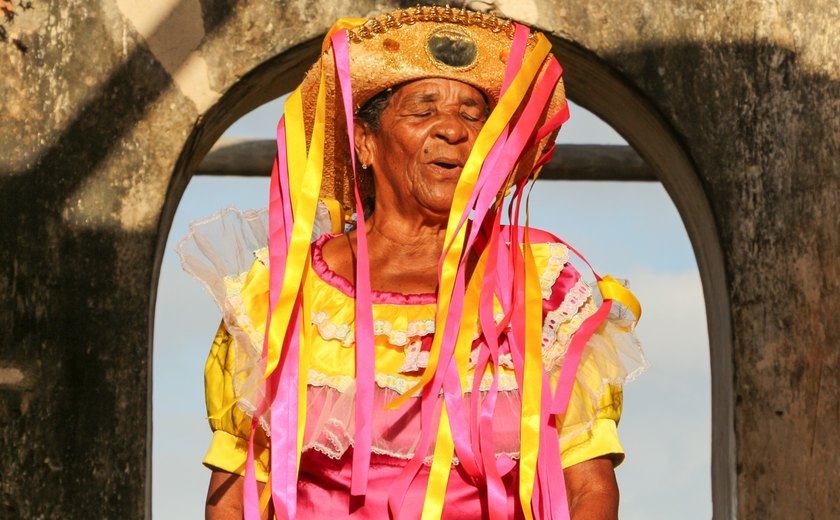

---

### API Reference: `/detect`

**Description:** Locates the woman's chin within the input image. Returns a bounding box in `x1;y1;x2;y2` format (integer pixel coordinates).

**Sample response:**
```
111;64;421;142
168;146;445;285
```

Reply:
419;196;459;221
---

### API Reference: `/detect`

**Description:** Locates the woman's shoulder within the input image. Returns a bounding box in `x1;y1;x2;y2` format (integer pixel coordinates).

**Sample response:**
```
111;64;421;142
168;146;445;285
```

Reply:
317;231;357;284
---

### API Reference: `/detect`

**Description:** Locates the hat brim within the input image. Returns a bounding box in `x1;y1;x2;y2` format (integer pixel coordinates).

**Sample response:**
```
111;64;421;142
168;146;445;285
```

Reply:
297;6;568;213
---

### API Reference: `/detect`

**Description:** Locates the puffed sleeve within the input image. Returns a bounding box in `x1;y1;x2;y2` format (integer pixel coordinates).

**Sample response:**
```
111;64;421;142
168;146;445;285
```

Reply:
558;377;624;469
180;205;336;481
536;244;646;469
201;252;272;481
203;321;270;481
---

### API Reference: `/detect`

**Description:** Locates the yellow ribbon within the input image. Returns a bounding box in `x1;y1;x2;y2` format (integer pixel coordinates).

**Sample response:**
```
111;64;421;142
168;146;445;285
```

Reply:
518;228;544;520
421;405;455;520
321;198;346;234
323;17;367;51
598;275;642;321
263;59;327;379
259;474;272;513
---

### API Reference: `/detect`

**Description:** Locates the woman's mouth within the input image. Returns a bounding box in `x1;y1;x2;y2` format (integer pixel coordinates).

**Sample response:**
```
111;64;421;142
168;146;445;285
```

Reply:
429;159;464;176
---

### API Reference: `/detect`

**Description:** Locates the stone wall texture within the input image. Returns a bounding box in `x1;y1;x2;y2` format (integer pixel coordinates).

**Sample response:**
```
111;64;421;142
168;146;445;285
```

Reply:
1;0;837;518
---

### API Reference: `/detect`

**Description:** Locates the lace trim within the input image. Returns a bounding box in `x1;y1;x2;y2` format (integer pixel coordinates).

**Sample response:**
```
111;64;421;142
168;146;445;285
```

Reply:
311;311;437;348
375;318;436;346
306;368;520;394
308;243;571;351
303;439;521;467
541;279;592;347
540;243;571;299
468;347;514;370
223;271;265;354
307;369;355;392
399;339;430;372
311;311;356;347
254;246;269;266
542;294;599;373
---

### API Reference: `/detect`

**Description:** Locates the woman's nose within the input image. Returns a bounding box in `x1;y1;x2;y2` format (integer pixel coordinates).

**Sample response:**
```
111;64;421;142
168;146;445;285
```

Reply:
432;113;470;144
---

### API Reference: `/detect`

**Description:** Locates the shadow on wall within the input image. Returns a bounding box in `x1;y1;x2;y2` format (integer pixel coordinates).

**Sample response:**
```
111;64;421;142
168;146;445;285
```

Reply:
0;3;245;518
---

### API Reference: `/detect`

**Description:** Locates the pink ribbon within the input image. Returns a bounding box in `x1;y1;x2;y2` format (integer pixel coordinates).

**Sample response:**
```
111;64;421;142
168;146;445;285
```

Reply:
330;30;377;497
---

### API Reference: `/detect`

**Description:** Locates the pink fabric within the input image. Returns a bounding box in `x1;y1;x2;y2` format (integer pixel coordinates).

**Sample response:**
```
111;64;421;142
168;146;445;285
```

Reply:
297;450;527;519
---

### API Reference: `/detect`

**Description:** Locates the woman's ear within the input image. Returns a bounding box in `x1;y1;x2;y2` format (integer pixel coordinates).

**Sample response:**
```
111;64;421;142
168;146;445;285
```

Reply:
354;120;375;169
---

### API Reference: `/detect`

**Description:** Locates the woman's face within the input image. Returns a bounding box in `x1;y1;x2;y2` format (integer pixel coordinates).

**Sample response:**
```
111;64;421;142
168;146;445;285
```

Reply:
355;78;489;219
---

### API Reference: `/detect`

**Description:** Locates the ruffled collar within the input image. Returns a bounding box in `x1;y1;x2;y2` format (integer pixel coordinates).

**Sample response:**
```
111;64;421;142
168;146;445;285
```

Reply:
311;233;438;305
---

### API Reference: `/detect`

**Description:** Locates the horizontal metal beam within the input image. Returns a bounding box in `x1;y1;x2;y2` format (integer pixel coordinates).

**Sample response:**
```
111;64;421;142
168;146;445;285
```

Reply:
196;137;657;182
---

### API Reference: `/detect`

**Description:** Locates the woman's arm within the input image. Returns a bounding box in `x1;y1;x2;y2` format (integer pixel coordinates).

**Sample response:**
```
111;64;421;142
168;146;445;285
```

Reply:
206;471;269;520
206;471;244;520
564;456;619;520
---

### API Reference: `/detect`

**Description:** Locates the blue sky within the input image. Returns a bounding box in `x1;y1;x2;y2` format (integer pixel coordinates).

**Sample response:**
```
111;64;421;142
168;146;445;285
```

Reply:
153;100;711;518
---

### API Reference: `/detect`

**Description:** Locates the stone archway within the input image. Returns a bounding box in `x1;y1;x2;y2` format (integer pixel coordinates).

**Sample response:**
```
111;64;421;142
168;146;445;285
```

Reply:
154;31;732;518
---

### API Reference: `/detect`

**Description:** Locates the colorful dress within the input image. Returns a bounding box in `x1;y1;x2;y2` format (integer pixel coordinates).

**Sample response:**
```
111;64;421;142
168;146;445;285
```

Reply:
180;207;646;517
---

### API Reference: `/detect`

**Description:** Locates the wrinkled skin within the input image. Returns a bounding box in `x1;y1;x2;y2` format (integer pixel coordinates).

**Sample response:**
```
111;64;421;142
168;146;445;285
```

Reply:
356;78;488;220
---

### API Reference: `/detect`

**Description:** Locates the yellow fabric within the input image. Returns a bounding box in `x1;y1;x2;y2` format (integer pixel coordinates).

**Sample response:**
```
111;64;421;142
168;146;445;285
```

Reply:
599;275;642;321
560;386;624;469
202;243;625;481
203;322;270;480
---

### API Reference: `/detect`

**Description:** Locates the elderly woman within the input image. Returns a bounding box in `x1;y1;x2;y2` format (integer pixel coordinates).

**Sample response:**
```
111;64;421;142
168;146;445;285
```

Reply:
180;6;644;520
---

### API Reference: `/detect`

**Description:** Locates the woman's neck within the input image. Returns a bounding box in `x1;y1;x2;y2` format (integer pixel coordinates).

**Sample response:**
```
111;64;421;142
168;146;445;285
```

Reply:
361;213;447;294
365;213;446;258
318;208;452;295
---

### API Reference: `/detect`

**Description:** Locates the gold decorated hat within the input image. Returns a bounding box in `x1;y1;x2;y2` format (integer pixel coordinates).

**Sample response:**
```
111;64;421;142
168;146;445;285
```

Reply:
297;5;568;213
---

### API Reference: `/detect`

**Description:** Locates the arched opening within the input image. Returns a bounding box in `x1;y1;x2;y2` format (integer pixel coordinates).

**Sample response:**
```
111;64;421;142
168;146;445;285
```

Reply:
150;35;731;519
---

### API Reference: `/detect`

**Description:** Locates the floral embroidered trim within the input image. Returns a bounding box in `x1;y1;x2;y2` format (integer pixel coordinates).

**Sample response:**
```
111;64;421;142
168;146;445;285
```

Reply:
541;280;592;348
399;339;430;372
307;369;354;392
540;243;570;299
375;372;422;395
469;371;518;391
312;311;355;346
311;311;437;347
542;296;599;373
374;318;435;346
468;347;515;370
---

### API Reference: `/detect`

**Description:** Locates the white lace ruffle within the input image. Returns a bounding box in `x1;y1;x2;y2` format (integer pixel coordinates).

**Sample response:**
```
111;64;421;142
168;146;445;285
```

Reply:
302;383;525;466
178;207;648;454
176;205;335;430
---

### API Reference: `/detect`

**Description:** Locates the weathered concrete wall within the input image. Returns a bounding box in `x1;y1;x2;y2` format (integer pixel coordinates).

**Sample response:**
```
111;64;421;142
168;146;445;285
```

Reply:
530;2;840;518
0;0;837;518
